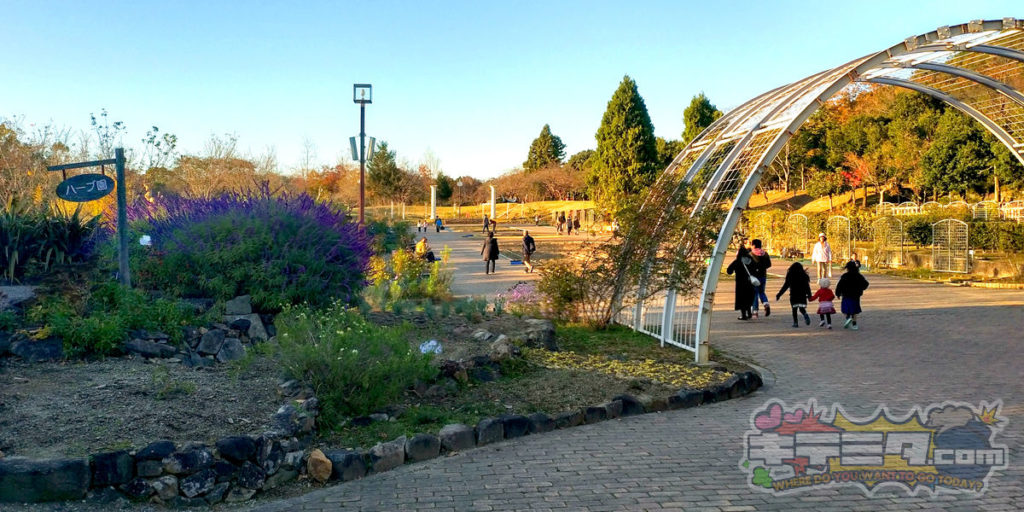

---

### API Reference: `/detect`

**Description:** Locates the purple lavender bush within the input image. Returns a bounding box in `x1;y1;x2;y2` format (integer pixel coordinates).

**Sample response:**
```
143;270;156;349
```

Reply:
130;186;372;311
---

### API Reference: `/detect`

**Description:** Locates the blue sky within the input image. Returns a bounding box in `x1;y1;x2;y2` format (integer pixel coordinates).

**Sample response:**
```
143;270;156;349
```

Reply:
2;1;1020;179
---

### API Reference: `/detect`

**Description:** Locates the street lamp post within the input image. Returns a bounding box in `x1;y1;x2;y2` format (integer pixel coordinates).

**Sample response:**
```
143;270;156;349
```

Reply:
456;180;463;215
353;83;372;224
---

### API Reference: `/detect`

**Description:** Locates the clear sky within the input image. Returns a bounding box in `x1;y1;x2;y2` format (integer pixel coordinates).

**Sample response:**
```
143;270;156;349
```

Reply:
2;1;1020;179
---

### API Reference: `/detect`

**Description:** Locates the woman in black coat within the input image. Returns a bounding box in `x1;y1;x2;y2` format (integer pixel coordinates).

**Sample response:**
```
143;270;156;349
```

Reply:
726;247;756;320
481;232;499;274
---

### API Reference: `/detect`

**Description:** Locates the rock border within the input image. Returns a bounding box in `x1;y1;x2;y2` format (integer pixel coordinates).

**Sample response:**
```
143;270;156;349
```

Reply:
0;369;761;505
0;384;318;505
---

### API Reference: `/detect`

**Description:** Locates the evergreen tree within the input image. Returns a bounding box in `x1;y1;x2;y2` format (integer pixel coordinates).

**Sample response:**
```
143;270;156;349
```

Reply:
523;124;566;171
589;75;659;211
366;141;403;202
435;172;454;203
682;93;723;144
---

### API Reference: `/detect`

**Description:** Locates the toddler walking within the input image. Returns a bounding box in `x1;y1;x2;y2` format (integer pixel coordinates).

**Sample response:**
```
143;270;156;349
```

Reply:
776;262;812;327
809;278;836;329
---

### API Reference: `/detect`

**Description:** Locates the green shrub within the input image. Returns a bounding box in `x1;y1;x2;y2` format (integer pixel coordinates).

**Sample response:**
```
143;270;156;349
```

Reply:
364;246;453;309
28;281;202;357
970;222;1024;252
536;260;586;322
365;219;414;255
274;303;438;426
0;200;100;283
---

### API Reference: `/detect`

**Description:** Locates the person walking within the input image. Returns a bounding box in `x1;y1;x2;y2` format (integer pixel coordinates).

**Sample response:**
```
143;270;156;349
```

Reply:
557;212;566;234
812;233;833;278
749;239;772;318
434;216;443;233
776;262;812;327
482;215;490;233
835;260;870;330
572;215;581;235
521;230;536;273
481;231;499;275
809;277;836;329
726;247;756;321
566;212;574;235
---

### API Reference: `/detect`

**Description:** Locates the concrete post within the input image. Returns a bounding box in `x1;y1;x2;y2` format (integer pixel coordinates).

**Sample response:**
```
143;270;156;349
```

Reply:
430;186;437;220
489;186;496;220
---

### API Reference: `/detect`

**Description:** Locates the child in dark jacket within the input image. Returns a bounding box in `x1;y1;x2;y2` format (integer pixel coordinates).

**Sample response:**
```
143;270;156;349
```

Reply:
835;260;870;330
776;262;812;327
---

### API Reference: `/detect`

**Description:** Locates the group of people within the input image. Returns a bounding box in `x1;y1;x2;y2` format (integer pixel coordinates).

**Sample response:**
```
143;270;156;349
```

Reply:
728;237;869;331
556;211;581;235
480;230;536;274
416;217;444;233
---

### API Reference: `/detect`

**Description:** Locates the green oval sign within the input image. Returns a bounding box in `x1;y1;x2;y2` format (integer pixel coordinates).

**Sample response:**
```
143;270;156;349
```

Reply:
56;173;115;202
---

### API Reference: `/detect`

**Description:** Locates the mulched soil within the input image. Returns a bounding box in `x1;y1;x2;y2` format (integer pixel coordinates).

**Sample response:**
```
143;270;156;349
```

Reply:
0;354;281;459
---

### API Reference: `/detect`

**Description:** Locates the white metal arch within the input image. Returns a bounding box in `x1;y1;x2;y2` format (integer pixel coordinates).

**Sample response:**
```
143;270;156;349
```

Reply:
621;18;1024;363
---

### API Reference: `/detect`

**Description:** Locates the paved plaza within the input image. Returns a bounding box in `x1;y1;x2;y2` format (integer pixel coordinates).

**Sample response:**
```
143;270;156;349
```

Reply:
251;230;1024;511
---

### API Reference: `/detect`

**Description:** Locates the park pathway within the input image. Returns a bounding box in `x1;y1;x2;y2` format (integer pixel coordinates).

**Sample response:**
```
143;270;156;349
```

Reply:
251;258;1024;511
414;224;589;298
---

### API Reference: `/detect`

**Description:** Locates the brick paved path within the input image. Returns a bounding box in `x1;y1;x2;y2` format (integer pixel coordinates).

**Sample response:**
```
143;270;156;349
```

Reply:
251;270;1024;511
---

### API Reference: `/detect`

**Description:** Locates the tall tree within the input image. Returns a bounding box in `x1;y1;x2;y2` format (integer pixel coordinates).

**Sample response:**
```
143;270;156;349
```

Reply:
435;172;454;203
367;141;404;202
682;93;723;144
523;124;566;171
589;75;659;211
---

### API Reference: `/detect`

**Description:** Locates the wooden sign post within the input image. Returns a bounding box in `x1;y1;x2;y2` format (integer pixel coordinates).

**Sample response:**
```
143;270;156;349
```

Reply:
48;147;130;287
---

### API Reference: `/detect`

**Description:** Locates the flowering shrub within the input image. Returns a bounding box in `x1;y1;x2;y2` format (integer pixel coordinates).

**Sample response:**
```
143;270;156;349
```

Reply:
522;347;730;389
130;187;372;311
365;246;453;309
274;303;437;425
496;282;544;317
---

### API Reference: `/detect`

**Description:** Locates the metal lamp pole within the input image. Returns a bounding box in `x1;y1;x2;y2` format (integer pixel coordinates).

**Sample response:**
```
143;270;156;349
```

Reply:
353;83;372;224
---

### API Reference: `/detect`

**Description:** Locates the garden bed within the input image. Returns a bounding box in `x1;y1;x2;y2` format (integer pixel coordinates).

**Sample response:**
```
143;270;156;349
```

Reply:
0;354;281;459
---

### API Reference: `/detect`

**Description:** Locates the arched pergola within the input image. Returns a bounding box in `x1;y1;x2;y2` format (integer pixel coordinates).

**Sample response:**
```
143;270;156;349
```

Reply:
620;18;1024;363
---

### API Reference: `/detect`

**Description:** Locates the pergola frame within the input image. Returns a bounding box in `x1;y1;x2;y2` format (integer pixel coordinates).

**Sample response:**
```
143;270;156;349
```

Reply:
619;18;1024;363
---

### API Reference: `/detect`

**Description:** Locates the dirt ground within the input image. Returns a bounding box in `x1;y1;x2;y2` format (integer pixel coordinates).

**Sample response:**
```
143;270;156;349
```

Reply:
0;355;281;459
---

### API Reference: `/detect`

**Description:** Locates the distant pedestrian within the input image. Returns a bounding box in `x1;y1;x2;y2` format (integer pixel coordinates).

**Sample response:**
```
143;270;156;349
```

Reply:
557;212;566;234
434;217;443;233
481;231;499;274
482;215;490;233
749;239;772;318
534;214;540;226
776;262;812;327
726;247;756;321
416;219;425;232
848;252;862;270
812;233;833;278
835;260;870;330
522;230;536;273
572;215;580;234
809;278;835;329
566;213;574;236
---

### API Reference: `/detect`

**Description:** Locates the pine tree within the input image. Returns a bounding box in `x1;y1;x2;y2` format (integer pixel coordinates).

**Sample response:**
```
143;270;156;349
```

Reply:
682;93;723;144
523;124;567;171
366;141;403;202
589;75;659;211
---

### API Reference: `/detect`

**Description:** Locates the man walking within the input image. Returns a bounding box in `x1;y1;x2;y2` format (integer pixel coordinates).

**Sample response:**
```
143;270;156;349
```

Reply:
522;230;536;273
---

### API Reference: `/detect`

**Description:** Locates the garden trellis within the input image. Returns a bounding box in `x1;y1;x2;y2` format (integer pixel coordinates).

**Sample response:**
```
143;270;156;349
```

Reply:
894;201;920;216
876;201;896;216
784;213;809;257
749;212;774;253
932;218;970;273
872;217;904;268
826;215;852;262
972;201;1000;220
